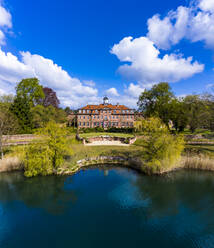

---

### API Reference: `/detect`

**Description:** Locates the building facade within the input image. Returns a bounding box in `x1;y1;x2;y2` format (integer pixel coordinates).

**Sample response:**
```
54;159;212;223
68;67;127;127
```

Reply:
77;97;135;129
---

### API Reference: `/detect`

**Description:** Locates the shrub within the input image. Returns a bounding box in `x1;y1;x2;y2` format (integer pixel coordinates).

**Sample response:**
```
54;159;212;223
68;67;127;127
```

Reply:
137;117;184;174
24;122;71;177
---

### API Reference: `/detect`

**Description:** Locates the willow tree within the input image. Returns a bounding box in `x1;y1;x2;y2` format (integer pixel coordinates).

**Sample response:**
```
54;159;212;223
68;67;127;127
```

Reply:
24;122;71;177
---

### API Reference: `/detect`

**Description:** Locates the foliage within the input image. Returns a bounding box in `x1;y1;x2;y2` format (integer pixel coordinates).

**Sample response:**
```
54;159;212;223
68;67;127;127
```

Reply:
42;87;60;108
10;96;33;133
10;78;45;133
183;95;209;133
0;95;20;158
135;117;184;174
137;82;175;128
31;105;67;128
16;78;44;107
24;122;71;177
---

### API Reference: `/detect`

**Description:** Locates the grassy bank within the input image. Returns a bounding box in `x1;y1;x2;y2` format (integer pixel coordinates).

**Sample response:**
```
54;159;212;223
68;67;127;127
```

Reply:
2;136;214;176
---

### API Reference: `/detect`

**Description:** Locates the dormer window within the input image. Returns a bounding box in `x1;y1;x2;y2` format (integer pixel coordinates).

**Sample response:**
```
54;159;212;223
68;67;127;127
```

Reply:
79;110;82;113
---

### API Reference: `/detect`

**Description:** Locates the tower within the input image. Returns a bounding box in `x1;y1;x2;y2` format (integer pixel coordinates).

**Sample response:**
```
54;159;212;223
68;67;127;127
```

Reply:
103;96;109;105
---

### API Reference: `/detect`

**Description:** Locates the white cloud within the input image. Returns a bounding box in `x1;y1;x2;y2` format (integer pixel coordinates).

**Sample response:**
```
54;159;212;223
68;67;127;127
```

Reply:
0;5;12;28
125;83;145;98
147;6;189;50
106;87;119;96
0;4;12;45
199;0;214;12
111;36;204;85
83;80;96;87
0;48;99;108
147;0;214;50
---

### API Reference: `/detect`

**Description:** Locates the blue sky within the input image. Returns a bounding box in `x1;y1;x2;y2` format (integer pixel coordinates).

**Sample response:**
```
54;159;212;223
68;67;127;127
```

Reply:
0;0;214;108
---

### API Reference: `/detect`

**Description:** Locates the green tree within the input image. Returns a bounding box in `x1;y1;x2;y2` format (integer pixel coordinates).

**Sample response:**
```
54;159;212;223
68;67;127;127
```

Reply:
137;82;175;128
10;78;45;133
0;95;20;158
183;95;208;133
16;78;45;107
24;122;71;177
136;117;184;174
31;105;67;128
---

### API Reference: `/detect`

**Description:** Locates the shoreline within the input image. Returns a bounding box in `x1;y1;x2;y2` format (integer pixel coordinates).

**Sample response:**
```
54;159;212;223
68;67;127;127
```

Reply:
1;154;214;176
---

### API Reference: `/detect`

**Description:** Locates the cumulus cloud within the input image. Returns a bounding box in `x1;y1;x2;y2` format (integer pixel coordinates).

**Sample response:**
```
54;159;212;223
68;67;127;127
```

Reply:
0;4;12;45
111;36;204;85
147;0;214;49
125;83;145;98
106;87;119;96
0;48;99;108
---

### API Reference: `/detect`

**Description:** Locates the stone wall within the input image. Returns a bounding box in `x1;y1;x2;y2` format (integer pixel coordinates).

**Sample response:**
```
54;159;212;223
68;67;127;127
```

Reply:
76;156;142;171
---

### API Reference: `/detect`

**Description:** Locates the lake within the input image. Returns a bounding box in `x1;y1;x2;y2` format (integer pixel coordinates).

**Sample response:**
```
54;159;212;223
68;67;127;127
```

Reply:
0;166;214;247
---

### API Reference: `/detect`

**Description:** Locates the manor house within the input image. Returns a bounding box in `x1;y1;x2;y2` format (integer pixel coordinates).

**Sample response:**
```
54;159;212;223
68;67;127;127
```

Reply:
77;97;135;129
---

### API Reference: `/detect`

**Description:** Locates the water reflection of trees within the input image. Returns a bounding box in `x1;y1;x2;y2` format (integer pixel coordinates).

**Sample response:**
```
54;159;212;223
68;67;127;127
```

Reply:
134;170;214;223
0;172;77;215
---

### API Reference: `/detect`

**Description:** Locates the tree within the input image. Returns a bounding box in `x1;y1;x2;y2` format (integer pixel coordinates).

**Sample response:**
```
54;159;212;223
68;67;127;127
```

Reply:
136;117;184;174
183;95;208;133
16;78;44;107
10;96;33;133
10;78;45;133
42;87;60;108
0;96;20;158
31;105;67;128
137;82;175;128
24;122;71;177
170;98;188;132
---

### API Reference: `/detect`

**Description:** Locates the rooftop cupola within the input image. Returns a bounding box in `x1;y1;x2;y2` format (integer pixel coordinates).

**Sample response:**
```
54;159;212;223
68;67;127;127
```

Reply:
103;96;109;105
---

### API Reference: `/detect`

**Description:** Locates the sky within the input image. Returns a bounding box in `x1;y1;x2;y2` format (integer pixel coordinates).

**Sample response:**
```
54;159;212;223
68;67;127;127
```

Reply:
0;0;214;108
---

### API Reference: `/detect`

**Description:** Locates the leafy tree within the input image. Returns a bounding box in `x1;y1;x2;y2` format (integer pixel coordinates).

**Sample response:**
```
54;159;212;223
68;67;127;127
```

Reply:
16;78;44;107
24;122;71;177
136;117;184;174
137;82;175;128
10;96;33;133
0;95;20;158
42;87;60;108
183;95;208;133
170;98;188;132
31;105;67;128
10;78;45;133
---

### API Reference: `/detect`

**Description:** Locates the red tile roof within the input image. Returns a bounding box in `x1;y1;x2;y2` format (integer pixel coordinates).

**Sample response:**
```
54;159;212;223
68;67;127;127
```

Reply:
80;104;131;110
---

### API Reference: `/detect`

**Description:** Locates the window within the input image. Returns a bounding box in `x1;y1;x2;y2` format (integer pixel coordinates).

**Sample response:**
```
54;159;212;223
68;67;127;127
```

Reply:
83;122;85;126
87;110;90;113
87;122;89;126
104;116;108;120
88;116;89;119
83;116;85;119
114;110;116;114
97;116;99;119
79;122;81;125
83;110;86;113
79;110;82;113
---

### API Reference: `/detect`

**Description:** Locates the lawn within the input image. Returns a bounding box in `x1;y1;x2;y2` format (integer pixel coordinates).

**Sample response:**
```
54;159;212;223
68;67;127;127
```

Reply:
79;132;134;139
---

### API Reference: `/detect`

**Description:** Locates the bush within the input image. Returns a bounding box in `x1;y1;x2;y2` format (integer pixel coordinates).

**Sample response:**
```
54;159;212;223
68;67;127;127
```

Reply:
136;117;184;174
24;122;71;177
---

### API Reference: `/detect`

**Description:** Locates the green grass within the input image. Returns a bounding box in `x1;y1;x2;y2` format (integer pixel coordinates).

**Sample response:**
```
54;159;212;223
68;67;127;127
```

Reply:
64;143;143;168
79;132;134;139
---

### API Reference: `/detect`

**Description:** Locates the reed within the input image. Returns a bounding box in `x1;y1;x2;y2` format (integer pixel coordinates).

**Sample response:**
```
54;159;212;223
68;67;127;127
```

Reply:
182;155;214;171
0;156;23;172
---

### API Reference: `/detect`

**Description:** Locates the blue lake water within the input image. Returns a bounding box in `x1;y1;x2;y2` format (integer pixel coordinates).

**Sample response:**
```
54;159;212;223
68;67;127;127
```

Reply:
0;167;214;247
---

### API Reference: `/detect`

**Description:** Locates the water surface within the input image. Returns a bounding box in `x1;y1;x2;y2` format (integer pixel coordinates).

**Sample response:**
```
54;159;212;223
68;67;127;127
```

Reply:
0;167;214;247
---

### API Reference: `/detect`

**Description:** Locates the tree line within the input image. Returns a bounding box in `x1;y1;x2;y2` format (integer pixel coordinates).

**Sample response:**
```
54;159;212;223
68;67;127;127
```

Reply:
137;82;214;133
